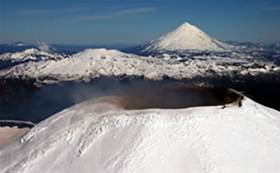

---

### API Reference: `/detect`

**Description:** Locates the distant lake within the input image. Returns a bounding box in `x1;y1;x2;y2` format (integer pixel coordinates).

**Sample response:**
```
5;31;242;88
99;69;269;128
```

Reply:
0;77;280;123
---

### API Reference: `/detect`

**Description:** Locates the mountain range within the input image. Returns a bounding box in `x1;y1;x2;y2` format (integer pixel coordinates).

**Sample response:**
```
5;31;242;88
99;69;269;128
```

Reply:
0;22;280;84
1;23;280;173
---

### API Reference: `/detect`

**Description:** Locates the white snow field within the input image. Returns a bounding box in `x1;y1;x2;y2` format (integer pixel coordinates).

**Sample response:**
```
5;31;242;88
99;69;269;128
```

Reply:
0;48;279;84
144;22;228;52
1;94;280;173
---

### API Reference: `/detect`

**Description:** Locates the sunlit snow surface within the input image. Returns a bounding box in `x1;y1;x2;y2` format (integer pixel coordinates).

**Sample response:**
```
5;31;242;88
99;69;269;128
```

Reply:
0;96;280;173
0;22;279;84
0;48;279;84
1;22;280;173
144;22;228;52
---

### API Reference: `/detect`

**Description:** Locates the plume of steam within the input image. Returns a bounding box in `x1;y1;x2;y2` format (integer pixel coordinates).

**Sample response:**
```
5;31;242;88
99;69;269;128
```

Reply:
38;42;51;52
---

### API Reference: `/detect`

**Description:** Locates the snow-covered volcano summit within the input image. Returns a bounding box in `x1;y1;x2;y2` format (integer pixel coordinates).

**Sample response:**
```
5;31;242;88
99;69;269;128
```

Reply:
1;93;280;173
144;22;228;52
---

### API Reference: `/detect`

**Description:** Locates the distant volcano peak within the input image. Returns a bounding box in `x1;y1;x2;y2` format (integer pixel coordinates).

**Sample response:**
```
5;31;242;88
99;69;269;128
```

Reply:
176;22;199;30
144;22;228;52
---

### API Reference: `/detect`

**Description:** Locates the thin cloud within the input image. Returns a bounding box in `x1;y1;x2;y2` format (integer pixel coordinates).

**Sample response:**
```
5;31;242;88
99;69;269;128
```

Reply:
19;6;88;15
261;6;280;11
115;7;157;15
78;15;113;21
78;7;158;21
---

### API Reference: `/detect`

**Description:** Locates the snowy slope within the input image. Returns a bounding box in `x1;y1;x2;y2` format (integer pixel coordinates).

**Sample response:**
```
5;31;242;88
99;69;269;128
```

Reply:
0;48;170;82
144;22;229;52
0;48;279;84
1;95;280;173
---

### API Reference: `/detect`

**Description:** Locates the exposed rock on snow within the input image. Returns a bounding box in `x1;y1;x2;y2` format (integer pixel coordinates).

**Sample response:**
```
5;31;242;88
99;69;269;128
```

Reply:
144;22;229;52
0;93;280;173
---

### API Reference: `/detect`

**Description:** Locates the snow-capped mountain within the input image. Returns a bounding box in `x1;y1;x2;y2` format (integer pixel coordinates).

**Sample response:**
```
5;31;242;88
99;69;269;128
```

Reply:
1;94;280;173
143;22;229;52
13;42;26;47
0;48;174;83
0;23;279;84
0;48;279;84
0;48;67;63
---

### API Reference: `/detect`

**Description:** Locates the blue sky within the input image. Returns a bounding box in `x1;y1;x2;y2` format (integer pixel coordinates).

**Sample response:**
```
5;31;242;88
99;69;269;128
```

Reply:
1;0;280;45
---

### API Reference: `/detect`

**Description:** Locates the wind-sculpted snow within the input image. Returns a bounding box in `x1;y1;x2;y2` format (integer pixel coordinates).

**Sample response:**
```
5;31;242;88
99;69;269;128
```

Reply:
0;48;279;84
1;95;280;173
